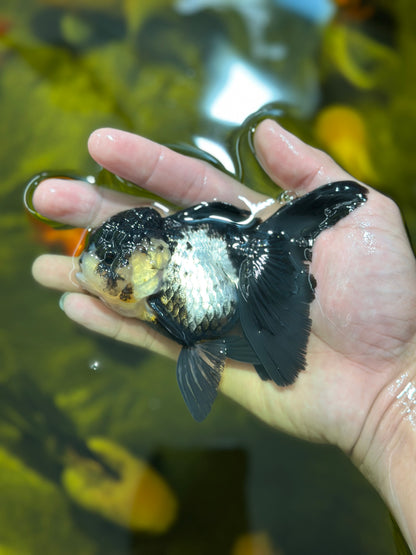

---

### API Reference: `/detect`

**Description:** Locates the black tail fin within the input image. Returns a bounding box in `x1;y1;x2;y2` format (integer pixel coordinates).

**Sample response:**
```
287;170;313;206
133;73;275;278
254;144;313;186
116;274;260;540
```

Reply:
237;181;367;386
261;181;368;243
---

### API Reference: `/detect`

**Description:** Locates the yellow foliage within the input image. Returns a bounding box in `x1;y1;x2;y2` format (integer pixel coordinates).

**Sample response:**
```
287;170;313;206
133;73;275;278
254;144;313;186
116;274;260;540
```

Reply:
323;24;398;90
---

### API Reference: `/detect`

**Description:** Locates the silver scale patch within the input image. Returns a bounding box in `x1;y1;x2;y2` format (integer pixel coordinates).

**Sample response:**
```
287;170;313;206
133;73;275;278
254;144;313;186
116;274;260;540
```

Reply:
166;227;239;332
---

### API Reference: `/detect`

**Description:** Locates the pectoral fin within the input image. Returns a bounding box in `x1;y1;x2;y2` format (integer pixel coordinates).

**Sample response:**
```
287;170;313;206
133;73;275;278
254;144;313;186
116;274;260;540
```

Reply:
176;342;226;422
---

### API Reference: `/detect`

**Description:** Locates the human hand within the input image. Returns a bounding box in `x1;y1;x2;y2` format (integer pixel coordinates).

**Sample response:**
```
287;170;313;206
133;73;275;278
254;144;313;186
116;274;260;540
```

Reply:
32;121;416;546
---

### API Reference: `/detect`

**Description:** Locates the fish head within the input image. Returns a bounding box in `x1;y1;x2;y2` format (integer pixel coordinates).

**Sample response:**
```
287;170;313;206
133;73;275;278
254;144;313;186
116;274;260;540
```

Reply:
76;207;171;321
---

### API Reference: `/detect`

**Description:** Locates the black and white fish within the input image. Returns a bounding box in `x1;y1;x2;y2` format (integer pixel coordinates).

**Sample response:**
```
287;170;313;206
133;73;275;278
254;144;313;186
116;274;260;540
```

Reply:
76;181;367;421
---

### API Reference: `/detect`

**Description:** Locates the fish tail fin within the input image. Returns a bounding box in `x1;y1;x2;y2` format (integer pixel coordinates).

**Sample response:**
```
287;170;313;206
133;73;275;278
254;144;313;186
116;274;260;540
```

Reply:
263;181;368;242
237;181;367;386
176;341;227;422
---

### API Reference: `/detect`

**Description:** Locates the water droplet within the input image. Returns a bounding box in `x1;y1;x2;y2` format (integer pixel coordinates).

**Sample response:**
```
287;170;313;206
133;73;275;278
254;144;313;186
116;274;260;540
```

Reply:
277;190;297;205
89;360;102;373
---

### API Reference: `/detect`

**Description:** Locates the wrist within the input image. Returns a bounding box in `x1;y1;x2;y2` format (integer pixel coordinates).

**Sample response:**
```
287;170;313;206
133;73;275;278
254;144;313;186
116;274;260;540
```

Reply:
351;367;416;552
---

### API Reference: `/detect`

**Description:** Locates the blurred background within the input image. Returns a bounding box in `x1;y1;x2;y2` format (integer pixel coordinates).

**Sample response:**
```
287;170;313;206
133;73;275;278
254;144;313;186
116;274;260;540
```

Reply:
1;0;415;553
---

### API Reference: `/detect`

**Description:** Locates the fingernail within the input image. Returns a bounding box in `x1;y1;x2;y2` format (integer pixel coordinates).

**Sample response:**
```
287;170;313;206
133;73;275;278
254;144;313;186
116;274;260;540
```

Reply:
59;292;69;311
89;129;116;149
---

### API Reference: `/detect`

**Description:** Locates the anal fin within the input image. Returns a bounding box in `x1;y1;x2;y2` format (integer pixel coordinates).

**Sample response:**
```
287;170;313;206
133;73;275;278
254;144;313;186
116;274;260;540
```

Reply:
176;341;226;422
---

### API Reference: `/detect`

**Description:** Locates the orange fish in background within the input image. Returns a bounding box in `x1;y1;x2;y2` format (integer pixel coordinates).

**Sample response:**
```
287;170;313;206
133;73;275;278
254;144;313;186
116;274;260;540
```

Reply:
62;437;178;533
231;531;281;555
332;0;376;21
0;17;12;36
29;215;87;256
314;104;379;184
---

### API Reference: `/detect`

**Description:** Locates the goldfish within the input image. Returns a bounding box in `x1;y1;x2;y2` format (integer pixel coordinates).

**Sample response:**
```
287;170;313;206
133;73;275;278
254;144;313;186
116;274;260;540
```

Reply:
76;182;367;421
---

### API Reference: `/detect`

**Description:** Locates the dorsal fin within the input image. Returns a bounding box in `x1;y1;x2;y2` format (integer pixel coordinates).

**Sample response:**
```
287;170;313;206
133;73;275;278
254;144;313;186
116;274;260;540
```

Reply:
261;181;368;243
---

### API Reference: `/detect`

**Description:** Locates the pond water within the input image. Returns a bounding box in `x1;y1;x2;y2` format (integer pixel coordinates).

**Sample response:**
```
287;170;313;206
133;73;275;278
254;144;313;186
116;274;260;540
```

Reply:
1;0;416;553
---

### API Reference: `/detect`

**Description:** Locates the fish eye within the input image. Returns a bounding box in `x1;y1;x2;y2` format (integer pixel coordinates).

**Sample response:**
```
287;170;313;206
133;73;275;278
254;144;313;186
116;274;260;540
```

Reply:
104;251;116;264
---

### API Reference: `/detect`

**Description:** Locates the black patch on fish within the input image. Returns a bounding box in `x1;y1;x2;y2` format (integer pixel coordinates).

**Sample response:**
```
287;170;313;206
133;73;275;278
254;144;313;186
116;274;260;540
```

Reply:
120;284;133;301
79;181;368;421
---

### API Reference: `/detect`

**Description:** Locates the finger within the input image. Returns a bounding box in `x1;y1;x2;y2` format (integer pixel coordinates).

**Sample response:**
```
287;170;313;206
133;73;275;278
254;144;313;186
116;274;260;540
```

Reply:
88;128;265;206
60;292;179;359
253;119;352;194
32;254;81;291
32;179;146;228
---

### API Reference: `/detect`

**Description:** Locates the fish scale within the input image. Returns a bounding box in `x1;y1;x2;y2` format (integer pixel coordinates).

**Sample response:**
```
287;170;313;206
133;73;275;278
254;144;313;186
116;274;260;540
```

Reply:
162;226;239;337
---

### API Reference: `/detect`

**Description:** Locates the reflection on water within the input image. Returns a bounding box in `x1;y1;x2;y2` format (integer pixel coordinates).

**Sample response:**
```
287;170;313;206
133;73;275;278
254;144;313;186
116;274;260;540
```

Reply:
1;0;415;552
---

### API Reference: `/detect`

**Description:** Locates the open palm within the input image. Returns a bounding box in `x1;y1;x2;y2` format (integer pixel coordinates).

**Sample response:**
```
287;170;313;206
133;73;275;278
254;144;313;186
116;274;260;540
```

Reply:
32;120;416;464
